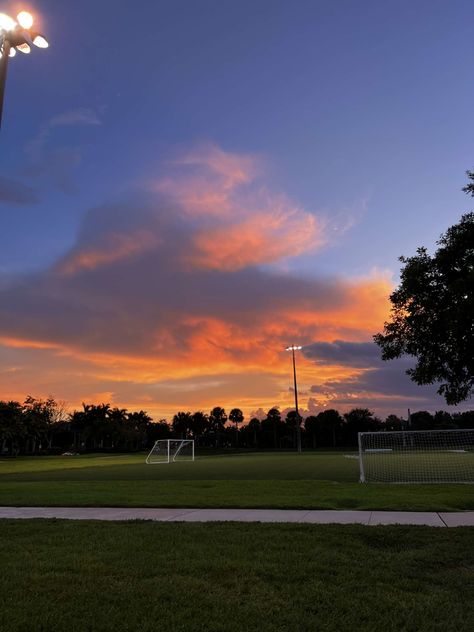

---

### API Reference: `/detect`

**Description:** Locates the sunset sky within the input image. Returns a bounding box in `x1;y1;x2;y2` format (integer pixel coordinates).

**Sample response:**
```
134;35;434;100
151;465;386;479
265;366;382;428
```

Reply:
1;0;473;420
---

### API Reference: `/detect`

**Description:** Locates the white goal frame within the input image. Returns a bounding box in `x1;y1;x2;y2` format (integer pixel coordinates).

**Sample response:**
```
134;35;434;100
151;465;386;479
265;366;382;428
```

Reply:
146;439;195;464
358;429;474;484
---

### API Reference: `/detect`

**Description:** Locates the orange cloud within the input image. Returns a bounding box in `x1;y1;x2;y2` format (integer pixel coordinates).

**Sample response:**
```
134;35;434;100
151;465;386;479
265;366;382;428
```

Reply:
187;206;323;271
57;230;160;276
155;143;259;218
0;143;408;418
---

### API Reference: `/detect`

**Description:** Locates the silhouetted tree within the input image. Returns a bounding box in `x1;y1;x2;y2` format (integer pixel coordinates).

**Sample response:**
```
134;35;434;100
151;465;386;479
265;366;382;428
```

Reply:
384;414;405;431
190;411;209;441
229;408;244;448
304;415;319;448
209;407;227;447
453;410;474;429
433;410;455;429
22;396;56;453
172;412;193;439
0;401;25;455
245;417;261;448
343;408;381;444
316;409;343;447
262;408;282;449
375;180;474;404
284;410;302;448
409;410;433;431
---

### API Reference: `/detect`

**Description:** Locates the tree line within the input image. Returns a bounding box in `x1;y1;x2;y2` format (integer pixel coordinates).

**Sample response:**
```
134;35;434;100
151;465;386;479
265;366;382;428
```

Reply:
1;396;473;456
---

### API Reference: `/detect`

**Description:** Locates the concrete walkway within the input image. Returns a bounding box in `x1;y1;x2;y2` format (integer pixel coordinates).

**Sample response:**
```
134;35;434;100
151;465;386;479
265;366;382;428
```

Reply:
0;507;473;526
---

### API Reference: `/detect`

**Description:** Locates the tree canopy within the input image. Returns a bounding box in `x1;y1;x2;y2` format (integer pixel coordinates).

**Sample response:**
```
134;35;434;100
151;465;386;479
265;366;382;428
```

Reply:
374;173;474;405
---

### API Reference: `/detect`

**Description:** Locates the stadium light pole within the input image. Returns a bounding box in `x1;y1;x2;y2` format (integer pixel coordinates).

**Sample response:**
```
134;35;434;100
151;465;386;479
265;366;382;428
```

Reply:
0;11;49;130
285;345;303;453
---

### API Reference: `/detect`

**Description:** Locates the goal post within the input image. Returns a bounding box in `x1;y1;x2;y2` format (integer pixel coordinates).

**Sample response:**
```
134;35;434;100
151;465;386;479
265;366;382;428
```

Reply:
358;429;474;483
146;439;195;464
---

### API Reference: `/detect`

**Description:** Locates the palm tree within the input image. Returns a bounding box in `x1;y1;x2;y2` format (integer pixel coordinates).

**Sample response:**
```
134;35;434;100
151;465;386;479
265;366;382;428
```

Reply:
229;408;244;448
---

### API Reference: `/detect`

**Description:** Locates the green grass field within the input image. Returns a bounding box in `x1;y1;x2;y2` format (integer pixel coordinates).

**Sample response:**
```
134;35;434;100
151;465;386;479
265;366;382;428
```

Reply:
0;451;472;510
0;520;473;632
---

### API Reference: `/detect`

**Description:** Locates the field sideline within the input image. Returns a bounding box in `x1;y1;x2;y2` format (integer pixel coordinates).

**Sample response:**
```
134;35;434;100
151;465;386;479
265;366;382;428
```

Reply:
1;451;472;511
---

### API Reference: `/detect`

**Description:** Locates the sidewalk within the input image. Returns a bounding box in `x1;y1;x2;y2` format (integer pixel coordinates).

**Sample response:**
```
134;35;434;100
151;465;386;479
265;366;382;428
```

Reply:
0;507;473;526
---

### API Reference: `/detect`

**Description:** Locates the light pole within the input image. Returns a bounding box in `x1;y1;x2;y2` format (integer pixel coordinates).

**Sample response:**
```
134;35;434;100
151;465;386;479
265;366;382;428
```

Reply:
285;345;302;453
0;11;49;130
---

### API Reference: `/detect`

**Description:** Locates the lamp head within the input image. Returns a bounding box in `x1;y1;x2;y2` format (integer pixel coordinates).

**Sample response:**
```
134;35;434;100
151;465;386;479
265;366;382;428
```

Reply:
0;12;16;32
17;11;34;29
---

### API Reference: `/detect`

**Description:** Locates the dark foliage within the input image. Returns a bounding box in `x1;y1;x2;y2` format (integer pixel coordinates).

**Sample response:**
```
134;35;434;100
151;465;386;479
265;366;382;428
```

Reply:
374;178;474;404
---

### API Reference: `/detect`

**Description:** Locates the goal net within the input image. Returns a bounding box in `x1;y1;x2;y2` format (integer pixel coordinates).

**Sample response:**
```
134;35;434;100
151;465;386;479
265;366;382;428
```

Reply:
146;439;195;464
358;429;474;483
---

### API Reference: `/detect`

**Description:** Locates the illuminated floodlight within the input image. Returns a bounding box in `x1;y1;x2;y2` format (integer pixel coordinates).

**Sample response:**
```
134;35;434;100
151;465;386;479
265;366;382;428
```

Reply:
17;11;34;29
0;12;16;31
32;34;49;48
16;43;31;54
284;344;304;453
0;9;50;131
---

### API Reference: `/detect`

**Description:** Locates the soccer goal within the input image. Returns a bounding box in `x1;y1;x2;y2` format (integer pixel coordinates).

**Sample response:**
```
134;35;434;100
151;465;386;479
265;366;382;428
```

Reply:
146;439;195;464
358;429;474;483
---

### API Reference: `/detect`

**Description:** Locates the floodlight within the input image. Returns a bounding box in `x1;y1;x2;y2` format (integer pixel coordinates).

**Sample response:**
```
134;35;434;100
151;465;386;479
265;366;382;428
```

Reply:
0;13;16;31
17;11;34;29
16;43;31;54
32;34;49;48
0;10;50;131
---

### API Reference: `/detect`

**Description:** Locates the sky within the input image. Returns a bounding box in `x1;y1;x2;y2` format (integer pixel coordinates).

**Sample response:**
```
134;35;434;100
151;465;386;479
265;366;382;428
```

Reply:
0;0;473;421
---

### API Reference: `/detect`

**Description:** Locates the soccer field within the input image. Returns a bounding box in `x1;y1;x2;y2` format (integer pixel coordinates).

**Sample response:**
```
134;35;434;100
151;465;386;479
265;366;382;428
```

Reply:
0;451;473;510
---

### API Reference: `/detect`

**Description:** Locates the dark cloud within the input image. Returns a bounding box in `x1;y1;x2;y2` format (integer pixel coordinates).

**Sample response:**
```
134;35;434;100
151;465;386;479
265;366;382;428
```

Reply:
303;340;385;368
23;148;83;194
306;341;472;413
0;190;355;358
0;176;40;205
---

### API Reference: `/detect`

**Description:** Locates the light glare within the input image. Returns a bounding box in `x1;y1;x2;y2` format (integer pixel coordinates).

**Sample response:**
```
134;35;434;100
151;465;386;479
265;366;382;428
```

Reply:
33;34;49;48
17;11;34;29
9;47;16;57
0;12;16;31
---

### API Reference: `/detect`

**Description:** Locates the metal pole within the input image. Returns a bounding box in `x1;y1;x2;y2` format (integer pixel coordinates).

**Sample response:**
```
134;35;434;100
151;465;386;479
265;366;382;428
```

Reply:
358;432;365;483
292;346;302;453
0;37;11;130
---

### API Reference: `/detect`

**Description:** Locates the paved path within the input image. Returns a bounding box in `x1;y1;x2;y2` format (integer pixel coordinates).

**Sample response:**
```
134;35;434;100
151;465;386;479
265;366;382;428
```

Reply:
0;507;473;526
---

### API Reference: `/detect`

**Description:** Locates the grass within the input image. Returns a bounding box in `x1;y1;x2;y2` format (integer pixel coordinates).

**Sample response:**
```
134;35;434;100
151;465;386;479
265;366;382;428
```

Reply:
0;520;473;632
0;451;472;510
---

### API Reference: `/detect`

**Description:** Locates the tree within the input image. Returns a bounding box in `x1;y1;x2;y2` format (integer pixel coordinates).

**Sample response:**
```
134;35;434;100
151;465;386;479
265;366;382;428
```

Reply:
343;408;381;444
304;415;319;448
374;181;474;405
246;417;261;448
0;401;25;455
209;407;227;447
316;409;343;447
409;410;433;431
262;408;282;449
384;414;405;431
229;408;244;448
190;411;209;440
22;396;55;453
172;412;193;439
